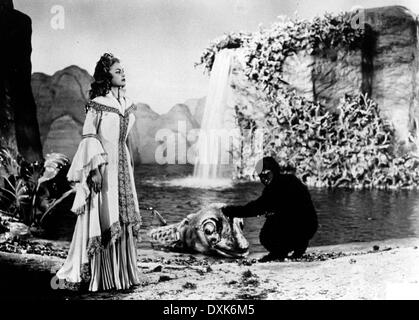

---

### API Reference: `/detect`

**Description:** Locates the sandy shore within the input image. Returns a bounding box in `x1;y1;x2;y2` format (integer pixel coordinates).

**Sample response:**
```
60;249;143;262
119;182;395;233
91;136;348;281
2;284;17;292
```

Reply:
1;237;418;300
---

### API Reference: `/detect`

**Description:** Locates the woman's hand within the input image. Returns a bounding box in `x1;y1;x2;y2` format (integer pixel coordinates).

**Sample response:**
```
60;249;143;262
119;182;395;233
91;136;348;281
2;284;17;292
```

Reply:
88;168;102;193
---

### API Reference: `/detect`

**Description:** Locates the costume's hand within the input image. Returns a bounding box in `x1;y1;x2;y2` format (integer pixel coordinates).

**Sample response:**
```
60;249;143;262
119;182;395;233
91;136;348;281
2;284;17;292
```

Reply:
88;169;102;193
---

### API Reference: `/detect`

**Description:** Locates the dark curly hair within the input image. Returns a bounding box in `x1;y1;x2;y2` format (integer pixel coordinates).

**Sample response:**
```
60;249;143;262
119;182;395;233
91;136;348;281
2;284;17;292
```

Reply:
89;53;120;100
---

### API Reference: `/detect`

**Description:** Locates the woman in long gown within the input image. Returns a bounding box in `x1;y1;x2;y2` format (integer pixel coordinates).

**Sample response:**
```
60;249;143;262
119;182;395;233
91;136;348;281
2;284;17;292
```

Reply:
56;53;142;291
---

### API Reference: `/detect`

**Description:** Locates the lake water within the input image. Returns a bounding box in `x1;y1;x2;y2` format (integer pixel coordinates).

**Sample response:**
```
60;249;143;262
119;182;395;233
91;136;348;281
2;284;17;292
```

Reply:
47;164;419;254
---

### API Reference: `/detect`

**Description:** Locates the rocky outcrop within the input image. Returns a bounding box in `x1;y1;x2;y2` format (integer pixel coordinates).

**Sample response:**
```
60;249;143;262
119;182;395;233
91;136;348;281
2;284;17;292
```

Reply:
42;115;82;160
0;0;43;162
282;48;362;108
31;65;92;154
313;50;363;111
281;6;419;146
366;6;418;144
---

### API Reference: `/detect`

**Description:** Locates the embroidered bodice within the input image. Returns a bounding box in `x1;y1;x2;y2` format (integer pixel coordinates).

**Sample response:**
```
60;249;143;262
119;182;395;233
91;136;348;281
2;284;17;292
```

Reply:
85;100;137;118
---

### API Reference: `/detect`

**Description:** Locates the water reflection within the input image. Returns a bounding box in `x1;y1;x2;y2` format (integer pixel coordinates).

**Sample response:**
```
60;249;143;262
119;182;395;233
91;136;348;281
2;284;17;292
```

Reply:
310;189;419;246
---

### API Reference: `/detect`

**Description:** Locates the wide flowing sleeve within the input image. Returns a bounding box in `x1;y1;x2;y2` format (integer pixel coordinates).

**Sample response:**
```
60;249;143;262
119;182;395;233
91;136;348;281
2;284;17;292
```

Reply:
67;107;108;214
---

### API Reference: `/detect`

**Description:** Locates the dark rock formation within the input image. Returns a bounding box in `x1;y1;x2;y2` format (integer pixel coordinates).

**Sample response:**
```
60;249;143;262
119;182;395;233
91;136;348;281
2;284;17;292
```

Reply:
0;0;42;162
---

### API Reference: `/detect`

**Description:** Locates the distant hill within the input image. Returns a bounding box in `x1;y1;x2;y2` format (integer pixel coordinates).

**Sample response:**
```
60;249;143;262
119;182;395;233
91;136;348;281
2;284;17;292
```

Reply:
129;103;200;163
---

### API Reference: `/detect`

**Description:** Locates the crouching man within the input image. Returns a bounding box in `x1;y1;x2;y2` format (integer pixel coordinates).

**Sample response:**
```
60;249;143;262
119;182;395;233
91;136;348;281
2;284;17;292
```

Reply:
222;157;318;262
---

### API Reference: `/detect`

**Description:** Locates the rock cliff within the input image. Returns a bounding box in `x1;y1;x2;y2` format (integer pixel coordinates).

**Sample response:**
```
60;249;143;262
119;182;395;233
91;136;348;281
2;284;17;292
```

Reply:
281;6;419;145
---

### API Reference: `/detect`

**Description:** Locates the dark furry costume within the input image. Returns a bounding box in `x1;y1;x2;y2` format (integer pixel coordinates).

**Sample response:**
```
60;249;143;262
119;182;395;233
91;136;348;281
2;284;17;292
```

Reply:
222;157;318;259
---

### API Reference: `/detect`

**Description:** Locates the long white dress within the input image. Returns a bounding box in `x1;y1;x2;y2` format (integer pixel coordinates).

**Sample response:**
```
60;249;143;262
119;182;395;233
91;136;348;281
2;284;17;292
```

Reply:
56;91;141;291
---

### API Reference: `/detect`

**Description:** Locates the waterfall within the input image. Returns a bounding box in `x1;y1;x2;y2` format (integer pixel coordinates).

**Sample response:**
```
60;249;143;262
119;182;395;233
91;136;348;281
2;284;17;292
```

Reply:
166;49;242;189
193;49;237;182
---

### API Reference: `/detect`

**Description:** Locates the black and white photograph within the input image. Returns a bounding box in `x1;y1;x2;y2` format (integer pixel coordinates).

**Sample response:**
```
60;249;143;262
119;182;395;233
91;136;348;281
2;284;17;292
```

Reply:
1;0;419;306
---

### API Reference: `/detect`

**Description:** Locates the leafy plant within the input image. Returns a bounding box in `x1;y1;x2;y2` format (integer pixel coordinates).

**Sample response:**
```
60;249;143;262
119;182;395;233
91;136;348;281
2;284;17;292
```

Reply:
38;187;75;225
0;176;30;222
0;147;74;227
0;147;20;177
